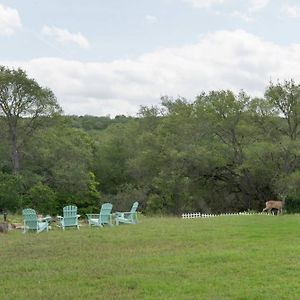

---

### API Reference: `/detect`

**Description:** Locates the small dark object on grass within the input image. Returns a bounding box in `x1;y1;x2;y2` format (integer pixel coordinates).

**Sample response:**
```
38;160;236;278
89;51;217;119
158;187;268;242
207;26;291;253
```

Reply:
0;222;8;233
0;213;8;233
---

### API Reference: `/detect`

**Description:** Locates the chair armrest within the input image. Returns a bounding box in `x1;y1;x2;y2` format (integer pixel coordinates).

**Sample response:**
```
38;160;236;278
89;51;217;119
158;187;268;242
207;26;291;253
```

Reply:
40;217;51;224
115;212;124;218
123;212;133;216
116;212;132;217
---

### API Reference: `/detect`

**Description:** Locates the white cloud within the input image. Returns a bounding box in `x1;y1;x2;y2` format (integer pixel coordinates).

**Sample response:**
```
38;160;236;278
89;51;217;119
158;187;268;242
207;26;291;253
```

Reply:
229;0;269;22
146;15;158;23
281;4;300;18
182;0;269;12
231;10;253;22
3;30;300;116
41;25;90;49
249;0;270;12
181;0;227;9
0;4;22;36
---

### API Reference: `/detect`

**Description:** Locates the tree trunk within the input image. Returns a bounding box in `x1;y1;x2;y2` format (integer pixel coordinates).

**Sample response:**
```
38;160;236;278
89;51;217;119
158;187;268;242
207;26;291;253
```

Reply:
10;125;20;174
12;144;20;174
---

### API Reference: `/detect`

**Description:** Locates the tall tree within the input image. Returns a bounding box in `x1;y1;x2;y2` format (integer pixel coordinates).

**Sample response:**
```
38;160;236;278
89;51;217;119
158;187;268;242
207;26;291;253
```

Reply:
265;80;300;141
0;66;61;174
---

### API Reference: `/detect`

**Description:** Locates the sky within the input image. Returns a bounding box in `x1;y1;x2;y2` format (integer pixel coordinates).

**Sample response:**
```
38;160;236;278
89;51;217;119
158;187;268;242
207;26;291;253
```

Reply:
1;0;300;116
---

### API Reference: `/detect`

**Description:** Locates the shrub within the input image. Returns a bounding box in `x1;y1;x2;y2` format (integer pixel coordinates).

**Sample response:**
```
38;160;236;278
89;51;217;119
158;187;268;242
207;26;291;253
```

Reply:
22;182;57;215
284;195;300;214
0;172;24;212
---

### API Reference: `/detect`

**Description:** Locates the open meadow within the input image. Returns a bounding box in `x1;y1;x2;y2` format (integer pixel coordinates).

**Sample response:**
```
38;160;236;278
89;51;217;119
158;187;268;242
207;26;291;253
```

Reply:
1;215;300;299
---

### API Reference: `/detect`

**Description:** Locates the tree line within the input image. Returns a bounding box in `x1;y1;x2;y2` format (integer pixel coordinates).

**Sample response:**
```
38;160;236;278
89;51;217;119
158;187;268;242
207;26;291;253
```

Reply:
1;65;300;215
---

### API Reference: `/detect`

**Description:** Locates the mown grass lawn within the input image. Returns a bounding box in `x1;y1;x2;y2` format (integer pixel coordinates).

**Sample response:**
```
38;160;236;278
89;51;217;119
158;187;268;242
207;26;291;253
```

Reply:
1;215;300;299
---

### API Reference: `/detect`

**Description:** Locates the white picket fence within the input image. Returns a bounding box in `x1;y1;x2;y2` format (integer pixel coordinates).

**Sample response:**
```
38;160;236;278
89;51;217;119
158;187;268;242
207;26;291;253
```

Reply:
181;211;268;219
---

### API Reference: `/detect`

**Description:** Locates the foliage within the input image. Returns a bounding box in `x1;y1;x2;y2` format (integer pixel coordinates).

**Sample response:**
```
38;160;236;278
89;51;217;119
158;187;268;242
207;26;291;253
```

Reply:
0;66;62;174
2;75;300;215
285;195;300;213
0;172;24;212
66;115;134;131
109;183;147;212
265;80;300;140
22;182;57;215
75;172;102;214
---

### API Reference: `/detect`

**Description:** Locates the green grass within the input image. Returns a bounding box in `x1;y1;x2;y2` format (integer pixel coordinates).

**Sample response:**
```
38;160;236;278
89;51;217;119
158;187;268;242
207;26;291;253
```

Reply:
1;215;300;299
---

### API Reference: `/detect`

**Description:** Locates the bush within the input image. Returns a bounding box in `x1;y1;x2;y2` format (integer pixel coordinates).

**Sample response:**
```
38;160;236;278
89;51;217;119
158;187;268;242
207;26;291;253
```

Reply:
284;195;300;213
109;184;147;212
0;172;24;212
22;182;57;215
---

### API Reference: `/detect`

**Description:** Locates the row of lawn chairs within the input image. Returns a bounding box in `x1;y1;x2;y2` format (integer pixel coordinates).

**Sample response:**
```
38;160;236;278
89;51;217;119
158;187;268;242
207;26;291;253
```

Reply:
22;202;139;233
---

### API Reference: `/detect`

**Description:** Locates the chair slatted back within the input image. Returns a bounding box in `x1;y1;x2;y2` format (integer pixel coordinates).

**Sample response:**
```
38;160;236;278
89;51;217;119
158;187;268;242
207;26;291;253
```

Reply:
129;201;139;222
99;203;113;224
22;208;38;231
63;205;78;227
130;202;139;213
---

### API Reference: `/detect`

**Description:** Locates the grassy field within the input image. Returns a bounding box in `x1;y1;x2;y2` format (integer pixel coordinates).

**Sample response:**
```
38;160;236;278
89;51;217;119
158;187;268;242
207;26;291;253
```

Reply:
1;215;300;299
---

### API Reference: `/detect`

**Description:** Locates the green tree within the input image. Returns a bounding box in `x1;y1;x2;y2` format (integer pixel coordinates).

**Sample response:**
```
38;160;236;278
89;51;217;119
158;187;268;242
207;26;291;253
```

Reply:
265;80;300;141
0;66;61;174
23;124;94;194
93;121;138;194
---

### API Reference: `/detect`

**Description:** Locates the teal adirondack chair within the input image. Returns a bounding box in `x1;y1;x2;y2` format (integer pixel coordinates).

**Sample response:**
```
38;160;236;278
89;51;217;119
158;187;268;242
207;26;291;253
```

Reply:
115;202;139;225
22;208;49;233
86;203;113;227
57;205;80;230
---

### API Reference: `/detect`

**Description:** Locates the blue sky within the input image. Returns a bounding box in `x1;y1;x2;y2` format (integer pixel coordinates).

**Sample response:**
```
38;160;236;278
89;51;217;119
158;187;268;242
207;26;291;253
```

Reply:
1;0;300;116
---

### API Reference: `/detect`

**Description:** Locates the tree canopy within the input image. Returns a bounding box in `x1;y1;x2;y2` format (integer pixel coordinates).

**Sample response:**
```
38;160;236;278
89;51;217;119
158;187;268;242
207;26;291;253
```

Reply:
0;66;61;174
1;67;300;215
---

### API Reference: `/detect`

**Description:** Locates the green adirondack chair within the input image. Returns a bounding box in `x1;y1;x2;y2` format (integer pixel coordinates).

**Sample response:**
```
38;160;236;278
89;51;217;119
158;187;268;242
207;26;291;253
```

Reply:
22;208;49;233
57;205;80;230
115;201;139;225
86;203;113;227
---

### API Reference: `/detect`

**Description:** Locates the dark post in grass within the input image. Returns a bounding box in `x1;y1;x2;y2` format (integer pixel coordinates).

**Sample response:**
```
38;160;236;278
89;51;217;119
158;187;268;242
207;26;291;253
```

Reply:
0;212;8;233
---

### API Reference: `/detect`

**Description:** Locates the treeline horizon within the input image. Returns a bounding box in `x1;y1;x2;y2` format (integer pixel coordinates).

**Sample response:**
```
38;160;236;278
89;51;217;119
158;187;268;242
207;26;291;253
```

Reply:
1;66;300;215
